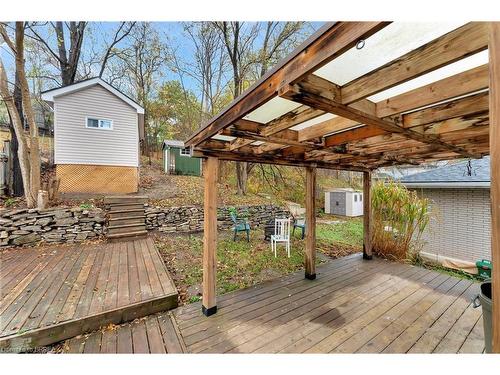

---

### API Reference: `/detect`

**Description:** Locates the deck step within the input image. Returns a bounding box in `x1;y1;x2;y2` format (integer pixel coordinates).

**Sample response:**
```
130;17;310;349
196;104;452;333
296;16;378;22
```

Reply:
105;196;148;241
108;203;144;212
107;230;148;241
108;209;145;218
108;224;147;234
104;195;148;204
108;216;146;226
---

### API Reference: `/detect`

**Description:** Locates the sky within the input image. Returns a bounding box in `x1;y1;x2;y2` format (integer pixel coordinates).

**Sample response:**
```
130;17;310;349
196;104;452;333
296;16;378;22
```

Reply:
1;21;323;102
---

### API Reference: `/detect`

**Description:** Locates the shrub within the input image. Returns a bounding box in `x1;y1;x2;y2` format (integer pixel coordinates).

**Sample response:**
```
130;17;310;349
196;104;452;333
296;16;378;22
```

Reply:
371;180;431;261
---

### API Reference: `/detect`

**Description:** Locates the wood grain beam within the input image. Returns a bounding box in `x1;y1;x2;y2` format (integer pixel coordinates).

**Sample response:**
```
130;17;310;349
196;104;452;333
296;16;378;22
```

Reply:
202;157;218;316
280;76;481;159
299;65;489;142
341;22;489;104
305;166;317;279
193;149;371;172
186;22;390;146
363;171;372;260
489;21;500;354
376;64;489;118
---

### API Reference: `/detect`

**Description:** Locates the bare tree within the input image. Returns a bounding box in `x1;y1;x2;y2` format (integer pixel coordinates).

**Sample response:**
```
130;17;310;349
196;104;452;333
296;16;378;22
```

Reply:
0;22;41;207
99;22;136;77
114;22;168;161
183;22;230;120
212;21;259;195
27;22;87;86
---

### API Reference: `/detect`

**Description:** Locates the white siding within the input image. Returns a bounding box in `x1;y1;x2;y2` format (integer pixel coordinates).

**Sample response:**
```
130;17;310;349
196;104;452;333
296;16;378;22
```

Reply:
54;85;138;167
414;188;491;263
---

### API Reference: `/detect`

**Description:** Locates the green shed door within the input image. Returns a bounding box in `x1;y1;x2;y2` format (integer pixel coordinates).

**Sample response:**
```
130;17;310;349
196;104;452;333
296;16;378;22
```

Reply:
173;147;201;176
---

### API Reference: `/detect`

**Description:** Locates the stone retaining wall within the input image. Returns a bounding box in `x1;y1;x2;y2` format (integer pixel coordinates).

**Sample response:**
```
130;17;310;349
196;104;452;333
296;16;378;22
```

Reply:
145;204;290;233
0;207;106;247
0;204;289;247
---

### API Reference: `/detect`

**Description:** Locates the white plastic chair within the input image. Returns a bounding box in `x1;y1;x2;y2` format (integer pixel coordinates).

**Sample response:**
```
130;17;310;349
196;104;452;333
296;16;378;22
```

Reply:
271;218;291;258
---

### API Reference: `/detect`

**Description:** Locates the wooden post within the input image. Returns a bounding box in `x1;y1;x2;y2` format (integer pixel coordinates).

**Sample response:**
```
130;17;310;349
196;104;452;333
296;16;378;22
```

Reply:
202;157;218;316
305;166;316;279
489;22;500;353
363;171;373;260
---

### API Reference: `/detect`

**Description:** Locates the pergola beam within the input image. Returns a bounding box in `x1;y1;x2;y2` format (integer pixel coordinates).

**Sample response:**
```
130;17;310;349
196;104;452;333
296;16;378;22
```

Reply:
186;22;390;147
363;171;373;260
202;157;218;316
376;64;489;118
341;22;488;105
280;76;481;159
305;166;317;279
193;149;371;172
489;22;500;354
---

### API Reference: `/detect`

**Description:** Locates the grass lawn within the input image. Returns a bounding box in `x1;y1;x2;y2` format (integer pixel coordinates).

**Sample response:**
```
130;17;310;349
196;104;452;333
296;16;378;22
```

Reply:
154;217;363;305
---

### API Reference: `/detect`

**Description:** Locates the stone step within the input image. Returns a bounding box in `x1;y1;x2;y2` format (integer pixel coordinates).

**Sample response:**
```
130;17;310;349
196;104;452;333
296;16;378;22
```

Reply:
107;230;148;242
108;216;146;226
104;196;148;205
108;224;146;235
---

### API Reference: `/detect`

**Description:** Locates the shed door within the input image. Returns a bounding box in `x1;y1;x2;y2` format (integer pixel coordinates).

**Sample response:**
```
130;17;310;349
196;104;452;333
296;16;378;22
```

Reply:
330;192;346;215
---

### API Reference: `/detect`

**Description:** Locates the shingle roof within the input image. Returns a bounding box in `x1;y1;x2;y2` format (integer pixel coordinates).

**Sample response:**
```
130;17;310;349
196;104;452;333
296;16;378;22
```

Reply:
400;157;490;187
163;140;185;148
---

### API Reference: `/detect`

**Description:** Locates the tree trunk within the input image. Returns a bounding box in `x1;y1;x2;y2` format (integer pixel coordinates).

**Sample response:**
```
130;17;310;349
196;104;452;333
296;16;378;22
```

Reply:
236;161;248;195
0;59;32;206
16;22;41;206
9;72;24;196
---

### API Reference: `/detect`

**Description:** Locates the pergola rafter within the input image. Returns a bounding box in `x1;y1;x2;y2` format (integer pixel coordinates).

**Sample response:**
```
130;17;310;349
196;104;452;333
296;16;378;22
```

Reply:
185;21;499;352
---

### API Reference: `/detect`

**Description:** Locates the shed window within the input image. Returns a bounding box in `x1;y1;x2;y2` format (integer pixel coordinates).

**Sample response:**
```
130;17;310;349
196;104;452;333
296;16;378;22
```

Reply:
86;117;113;129
180;147;191;156
354;195;358;202
360;194;362;202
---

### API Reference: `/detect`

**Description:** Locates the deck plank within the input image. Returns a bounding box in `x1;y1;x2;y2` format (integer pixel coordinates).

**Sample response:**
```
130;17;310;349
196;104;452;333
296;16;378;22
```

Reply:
357;276;461;353
382;278;472;353
100;328;118;354
157;313;185;353
127;241;141;304
131;319;149;353
134;240;153;301
117;242;130;307
199;260;412;353
116;324;133;353
0;240;178;351
407;282;478;353
181;257;384;343
145;316;166;353
103;243;120;311
459;314;485;353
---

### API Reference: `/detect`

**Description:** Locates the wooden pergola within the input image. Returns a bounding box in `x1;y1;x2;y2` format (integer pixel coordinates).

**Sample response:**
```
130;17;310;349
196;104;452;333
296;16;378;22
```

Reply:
185;22;500;352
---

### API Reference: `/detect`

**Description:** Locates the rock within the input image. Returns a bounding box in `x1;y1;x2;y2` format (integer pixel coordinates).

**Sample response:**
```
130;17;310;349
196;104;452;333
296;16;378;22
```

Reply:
54;210;71;219
12;230;30;235
20;225;42;232
36;217;52;226
75;232;89;241
0;218;13;226
0;231;8;239
54;217;78;227
12;233;41;245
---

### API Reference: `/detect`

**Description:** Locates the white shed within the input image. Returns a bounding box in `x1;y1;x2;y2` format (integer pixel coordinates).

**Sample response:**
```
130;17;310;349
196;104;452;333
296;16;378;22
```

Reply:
324;188;363;217
41;78;144;194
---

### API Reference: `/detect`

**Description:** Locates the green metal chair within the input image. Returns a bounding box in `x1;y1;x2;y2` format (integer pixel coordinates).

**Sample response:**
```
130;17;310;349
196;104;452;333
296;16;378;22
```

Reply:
230;212;250;242
293;217;306;239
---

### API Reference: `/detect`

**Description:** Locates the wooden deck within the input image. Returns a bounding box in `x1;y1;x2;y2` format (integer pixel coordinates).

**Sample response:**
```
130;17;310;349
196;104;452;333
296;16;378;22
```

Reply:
0;238;178;352
61;253;485;354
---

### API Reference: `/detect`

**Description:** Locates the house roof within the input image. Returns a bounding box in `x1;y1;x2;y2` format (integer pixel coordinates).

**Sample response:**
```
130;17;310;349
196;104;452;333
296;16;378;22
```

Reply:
163;140;186;148
400;157;490;188
41;77;144;114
